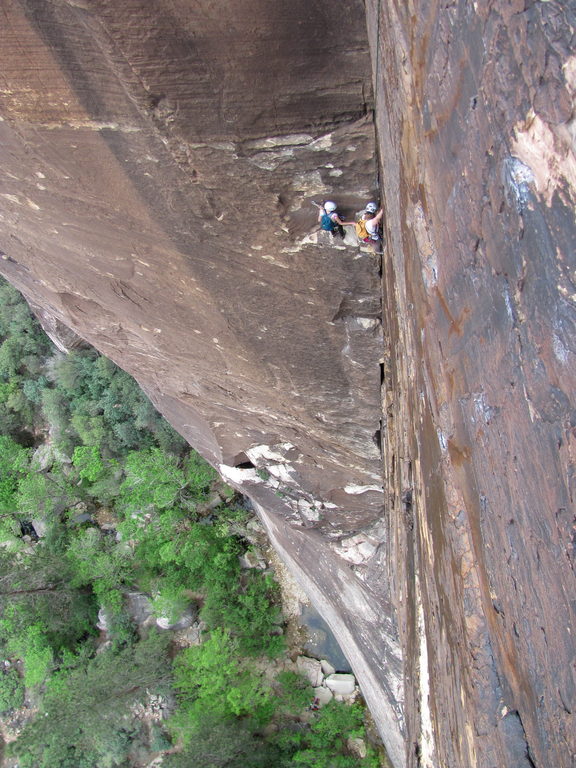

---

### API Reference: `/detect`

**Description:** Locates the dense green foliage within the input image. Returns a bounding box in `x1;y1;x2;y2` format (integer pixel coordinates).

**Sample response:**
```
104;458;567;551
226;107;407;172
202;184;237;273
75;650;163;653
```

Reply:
0;664;24;713
283;702;380;768
172;628;274;733
0;281;51;439
163;712;282;768
13;631;171;768
0;278;382;767
41;349;187;456
0;278;185;455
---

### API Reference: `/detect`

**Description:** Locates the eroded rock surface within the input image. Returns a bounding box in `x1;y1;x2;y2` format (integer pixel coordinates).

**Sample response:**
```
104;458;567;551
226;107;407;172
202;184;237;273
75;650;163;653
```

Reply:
0;0;383;531
367;1;576;766
0;2;575;768
0;0;402;763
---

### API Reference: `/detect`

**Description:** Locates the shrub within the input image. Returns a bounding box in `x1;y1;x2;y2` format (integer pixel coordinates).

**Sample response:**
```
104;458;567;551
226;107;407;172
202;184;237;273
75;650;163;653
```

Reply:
66;527;132;610
170;627;273;743
149;724;172;753
10;630;171;768
22;375;48;405
16;463;80;521
107;609;138;651
275;670;313;713
201;563;284;657
0;435;31;513
150;587;191;626
46;349;186;456
164;712;281;768
72;445;106;483
2;620;54;688
0;280;51;437
182;450;218;501
118;447;185;515
0;666;24;713
285;701;381;768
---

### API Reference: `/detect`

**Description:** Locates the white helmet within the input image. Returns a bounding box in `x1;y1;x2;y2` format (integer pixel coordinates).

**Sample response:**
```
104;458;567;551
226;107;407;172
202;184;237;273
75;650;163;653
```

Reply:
365;202;378;213
324;201;337;213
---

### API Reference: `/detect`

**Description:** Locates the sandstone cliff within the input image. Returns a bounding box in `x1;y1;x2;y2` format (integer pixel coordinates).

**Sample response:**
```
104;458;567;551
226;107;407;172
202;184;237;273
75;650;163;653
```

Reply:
366;1;576;766
0;2;574;767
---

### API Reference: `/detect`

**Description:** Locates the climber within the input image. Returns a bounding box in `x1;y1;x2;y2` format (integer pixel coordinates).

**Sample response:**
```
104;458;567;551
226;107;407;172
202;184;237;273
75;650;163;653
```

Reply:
317;201;355;238
355;202;384;245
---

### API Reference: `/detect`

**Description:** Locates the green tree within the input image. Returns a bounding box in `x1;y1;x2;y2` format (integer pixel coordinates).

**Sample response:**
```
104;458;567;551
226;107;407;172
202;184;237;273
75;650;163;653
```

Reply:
10;631;171;768
4;620;53;687
0;435;31;513
66;526;132;610
125;505;283;656
0;545;98;682
274;670;313;714
285;702;380;768
0;279;51;437
183;450;218;500
170;628;273;744
45;348;186;456
0;665;24;713
118;447;185;514
72;445;110;483
16;462;80;521
164;712;281;768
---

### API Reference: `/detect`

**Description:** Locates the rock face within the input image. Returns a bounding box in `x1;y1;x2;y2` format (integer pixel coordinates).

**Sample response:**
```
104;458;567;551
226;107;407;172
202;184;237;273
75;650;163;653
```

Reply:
0;2;574;768
366;1;576;767
0;0;402;761
0;0;382;530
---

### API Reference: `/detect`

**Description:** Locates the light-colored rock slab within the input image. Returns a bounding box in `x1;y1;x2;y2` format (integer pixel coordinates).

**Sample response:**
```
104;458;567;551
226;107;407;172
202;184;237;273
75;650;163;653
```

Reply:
313;686;333;707
347;737;367;759
324;673;356;696
239;549;266;569
296;656;323;687
156;603;197;631
31;518;48;537
320;659;336;676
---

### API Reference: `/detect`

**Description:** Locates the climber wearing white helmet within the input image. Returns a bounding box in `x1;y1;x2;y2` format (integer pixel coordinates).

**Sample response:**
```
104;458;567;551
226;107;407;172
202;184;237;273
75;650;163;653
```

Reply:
318;201;354;238
363;202;384;240
355;202;384;245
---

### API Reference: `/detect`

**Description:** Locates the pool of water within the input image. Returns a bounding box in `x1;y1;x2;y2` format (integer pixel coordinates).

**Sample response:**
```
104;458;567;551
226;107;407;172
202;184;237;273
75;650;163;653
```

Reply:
299;604;352;673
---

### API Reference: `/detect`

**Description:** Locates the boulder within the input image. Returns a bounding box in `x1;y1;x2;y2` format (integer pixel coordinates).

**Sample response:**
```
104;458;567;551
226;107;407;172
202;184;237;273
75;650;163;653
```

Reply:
183;621;205;646
31;444;56;472
313;686;333;707
347;737;367;759
339;534;377;565
238;548;266;570
296;656;323;688
31;519;48;538
156;603;198;631
125;592;154;626
324;673;356;696
97;607;110;632
246;518;265;534
320;659;336;676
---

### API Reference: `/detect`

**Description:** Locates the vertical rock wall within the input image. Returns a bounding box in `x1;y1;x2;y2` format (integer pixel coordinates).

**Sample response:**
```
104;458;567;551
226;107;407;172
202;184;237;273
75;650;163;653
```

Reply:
0;1;404;765
367;1;576;766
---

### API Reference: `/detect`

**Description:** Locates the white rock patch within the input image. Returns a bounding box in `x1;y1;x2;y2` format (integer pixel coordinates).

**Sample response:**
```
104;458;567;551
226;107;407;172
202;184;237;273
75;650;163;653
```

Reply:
344;484;383;495
218;464;259;484
324;673;356;696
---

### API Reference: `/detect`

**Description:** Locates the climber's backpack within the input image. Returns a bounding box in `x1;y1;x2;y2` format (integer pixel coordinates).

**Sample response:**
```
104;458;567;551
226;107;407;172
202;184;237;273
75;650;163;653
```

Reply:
355;218;370;241
320;212;338;232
